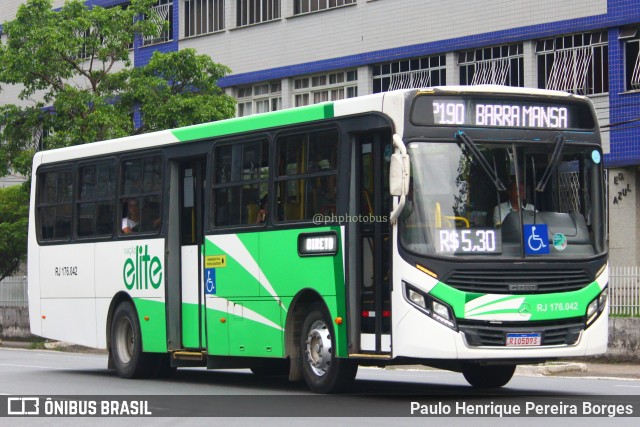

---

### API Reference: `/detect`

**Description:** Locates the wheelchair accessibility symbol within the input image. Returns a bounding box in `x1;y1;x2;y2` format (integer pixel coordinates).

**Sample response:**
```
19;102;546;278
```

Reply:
204;268;216;294
524;224;550;255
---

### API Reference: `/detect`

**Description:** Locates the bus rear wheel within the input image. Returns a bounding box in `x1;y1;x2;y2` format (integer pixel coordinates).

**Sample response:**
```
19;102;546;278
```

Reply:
462;364;516;388
300;303;357;393
110;301;155;379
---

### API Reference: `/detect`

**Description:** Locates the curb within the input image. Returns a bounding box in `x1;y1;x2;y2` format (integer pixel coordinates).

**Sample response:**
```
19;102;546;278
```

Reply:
0;340;33;349
516;362;587;376
385;362;588;376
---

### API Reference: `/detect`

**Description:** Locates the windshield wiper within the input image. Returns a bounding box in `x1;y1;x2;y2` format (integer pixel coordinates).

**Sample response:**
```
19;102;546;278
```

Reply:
455;131;506;192
535;134;565;192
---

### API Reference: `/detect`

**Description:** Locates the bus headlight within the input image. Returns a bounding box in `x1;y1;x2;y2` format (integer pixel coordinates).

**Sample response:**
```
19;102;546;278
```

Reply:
598;287;608;307
586;286;608;327
586;299;598;319
432;301;451;320
403;282;457;330
408;288;426;309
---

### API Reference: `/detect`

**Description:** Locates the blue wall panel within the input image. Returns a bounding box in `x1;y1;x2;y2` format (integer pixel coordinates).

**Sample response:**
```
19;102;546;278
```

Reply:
214;0;640;166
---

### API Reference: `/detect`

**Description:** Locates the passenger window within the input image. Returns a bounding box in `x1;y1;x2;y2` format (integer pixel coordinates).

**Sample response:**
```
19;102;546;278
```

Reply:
276;130;338;221
37;168;74;240
77;162;115;237
120;156;163;234
211;139;269;227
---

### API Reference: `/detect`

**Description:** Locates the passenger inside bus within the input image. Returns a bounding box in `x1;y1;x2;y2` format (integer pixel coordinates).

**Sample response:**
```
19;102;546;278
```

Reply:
121;198;140;233
255;194;268;223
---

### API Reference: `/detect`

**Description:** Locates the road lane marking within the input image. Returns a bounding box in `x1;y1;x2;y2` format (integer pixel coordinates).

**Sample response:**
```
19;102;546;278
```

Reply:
0;363;68;371
1;348;105;360
615;385;640;388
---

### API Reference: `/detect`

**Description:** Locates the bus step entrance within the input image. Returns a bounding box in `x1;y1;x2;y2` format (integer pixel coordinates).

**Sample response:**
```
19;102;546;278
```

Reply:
171;350;207;361
348;353;392;360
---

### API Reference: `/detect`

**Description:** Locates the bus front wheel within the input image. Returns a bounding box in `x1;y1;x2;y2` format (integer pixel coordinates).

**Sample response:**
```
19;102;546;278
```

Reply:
110;301;154;379
300;303;357;393
462;363;516;388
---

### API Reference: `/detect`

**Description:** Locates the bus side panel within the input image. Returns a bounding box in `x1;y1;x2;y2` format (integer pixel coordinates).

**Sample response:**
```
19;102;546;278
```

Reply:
132;297;168;353
38;244;97;347
257;227;347;357
28;156;42;336
204;232;282;357
40;299;99;348
227;300;283;357
205;296;229;356
203;226;346;358
95;239;167;352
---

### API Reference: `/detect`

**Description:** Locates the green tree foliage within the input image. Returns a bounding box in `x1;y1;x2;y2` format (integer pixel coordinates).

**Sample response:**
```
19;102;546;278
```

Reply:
0;0;236;177
0;184;29;281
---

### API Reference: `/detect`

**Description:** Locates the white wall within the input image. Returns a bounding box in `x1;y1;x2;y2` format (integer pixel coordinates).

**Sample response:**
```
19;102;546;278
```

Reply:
608;167;638;266
181;0;607;76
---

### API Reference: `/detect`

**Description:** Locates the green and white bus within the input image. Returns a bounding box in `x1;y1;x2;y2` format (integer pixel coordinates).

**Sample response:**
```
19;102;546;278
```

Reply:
28;86;608;392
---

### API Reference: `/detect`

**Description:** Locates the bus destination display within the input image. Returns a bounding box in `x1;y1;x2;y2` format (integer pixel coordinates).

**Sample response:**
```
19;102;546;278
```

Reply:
412;96;595;130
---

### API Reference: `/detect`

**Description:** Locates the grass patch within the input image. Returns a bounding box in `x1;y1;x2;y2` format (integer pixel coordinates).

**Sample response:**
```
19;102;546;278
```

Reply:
29;337;46;350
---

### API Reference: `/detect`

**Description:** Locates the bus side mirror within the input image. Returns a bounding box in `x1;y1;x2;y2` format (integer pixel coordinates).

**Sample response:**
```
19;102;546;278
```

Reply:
389;153;405;196
389;134;410;196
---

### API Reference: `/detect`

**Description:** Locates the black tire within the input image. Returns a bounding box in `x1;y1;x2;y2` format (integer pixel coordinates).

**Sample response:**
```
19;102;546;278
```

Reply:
462;364;516;388
250;359;290;376
300;303;357;393
110;301;155;379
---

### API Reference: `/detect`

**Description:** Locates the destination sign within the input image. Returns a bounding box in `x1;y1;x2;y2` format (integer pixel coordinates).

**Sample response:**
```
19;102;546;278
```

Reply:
411;95;595;130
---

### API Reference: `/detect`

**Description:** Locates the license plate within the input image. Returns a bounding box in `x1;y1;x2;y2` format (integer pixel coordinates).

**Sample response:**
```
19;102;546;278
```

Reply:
506;333;541;347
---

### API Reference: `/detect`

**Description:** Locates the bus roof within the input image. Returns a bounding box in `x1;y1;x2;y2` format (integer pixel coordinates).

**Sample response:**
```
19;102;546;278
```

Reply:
34;86;590;166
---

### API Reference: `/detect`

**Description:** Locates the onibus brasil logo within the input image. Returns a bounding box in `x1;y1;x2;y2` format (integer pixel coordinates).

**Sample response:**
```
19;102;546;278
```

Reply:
122;245;163;290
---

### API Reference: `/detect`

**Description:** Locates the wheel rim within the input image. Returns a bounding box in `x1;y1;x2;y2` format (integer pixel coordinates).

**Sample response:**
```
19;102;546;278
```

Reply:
114;316;134;364
304;319;332;377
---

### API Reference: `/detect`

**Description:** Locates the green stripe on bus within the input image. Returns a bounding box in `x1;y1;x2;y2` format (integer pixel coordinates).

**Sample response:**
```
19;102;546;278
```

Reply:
171;103;335;142
430;281;602;322
132;298;167;353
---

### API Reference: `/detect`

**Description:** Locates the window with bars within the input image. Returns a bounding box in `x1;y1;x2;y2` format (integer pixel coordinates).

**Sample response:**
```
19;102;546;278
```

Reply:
622;28;640;91
237;82;282;117
459;44;523;87
372;54;446;93
185;0;224;36
77;2;133;59
143;0;173;45
293;70;357;107
237;0;280;27
536;32;608;95
294;0;355;14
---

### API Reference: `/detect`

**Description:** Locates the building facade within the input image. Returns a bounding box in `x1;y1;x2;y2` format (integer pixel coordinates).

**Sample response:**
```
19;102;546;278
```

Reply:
1;0;640;266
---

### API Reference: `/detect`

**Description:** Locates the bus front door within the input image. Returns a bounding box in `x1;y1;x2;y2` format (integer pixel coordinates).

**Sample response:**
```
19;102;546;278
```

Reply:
356;134;392;354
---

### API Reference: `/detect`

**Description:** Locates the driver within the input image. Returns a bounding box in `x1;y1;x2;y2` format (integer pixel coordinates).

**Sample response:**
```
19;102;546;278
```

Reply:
493;180;535;226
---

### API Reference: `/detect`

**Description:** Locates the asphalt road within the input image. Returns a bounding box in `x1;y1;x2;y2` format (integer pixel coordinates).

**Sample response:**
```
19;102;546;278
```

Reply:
1;347;639;426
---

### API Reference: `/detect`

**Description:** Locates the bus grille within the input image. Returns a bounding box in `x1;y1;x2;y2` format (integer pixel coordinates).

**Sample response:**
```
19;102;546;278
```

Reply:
458;319;584;347
442;269;591;294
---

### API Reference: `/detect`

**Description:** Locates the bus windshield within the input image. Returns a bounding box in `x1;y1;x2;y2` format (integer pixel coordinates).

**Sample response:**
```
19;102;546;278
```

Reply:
400;140;606;259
